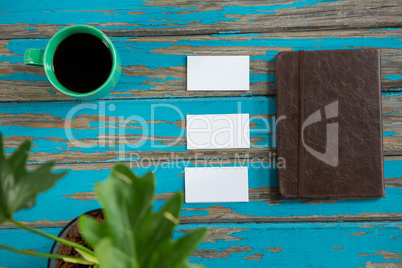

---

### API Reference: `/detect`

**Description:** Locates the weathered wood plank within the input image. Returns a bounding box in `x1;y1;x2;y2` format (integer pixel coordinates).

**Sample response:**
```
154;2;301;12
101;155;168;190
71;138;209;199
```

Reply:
0;156;399;228
0;0;401;39
0;30;401;101
382;94;402;155
1;222;402;268
1;1;400;267
0;96;276;163
2;94;402;163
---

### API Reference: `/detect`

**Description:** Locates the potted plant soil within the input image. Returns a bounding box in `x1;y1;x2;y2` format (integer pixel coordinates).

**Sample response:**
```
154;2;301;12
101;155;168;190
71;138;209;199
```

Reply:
48;209;104;268
0;134;208;268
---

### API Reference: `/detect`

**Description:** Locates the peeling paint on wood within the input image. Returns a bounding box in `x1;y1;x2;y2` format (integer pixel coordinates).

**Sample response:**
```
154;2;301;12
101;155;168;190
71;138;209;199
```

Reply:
366;262;402;268
0;158;399;227
349;232;368;236
3;95;402;162
376;251;402;260
267;247;283;253
3;222;401;267
362;251;402;260
244;253;263;260
0;0;401;39
1;0;401;267
194;246;253;259
0;31;401;101
179;227;249;243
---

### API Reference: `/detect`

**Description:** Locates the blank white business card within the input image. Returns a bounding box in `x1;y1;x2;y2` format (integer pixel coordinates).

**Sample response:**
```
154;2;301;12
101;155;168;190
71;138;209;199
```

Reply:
187;56;249;91
187;114;250;150
185;167;249;203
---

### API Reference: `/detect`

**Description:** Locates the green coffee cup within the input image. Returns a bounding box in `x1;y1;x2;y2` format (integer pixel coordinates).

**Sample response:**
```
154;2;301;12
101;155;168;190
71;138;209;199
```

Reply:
24;25;121;100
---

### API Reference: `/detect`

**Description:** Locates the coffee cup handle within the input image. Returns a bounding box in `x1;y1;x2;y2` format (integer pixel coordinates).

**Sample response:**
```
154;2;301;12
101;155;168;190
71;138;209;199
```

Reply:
24;49;44;67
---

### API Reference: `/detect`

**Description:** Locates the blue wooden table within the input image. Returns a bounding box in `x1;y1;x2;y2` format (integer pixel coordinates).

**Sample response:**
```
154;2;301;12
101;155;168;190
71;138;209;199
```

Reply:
1;1;402;267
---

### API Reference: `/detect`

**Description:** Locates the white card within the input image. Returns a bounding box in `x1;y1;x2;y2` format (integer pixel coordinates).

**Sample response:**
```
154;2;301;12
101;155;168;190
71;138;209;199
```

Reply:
185;167;249;203
186;114;250;150
187;56;249;91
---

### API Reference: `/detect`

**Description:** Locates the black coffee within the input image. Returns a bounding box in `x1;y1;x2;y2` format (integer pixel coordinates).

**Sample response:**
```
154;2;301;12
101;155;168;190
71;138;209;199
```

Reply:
53;33;112;93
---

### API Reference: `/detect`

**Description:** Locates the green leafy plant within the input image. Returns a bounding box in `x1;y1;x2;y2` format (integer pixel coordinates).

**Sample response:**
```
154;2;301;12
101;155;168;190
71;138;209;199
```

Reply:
0;134;208;267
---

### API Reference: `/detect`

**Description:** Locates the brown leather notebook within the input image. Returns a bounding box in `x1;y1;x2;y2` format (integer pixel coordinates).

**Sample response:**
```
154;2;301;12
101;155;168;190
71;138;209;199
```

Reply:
276;49;384;197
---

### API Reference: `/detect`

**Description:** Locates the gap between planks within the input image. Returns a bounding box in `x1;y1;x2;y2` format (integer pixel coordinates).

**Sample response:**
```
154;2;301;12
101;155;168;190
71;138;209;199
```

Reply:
2;217;402;230
1;25;402;40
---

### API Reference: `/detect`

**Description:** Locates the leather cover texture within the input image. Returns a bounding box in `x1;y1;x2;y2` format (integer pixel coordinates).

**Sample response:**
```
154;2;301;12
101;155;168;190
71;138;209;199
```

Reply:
276;49;384;197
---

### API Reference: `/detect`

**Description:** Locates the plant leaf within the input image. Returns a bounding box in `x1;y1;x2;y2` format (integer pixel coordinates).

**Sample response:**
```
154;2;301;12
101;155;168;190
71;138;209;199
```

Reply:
62;256;95;265
137;192;182;266
170;228;208;265
75;248;99;264
79;215;109;248
0;134;66;224
81;164;207;268
94;238;138;268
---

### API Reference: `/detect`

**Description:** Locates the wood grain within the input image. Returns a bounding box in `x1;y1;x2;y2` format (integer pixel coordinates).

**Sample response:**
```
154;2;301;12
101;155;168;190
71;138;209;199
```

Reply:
0;156;400;229
0;0;401;39
2;94;402;164
1;222;402;267
0;96;276;163
0;30;401;102
1;0;401;267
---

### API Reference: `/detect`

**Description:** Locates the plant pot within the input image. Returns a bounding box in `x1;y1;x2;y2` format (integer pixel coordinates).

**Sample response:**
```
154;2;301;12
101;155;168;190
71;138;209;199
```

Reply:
47;208;103;268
